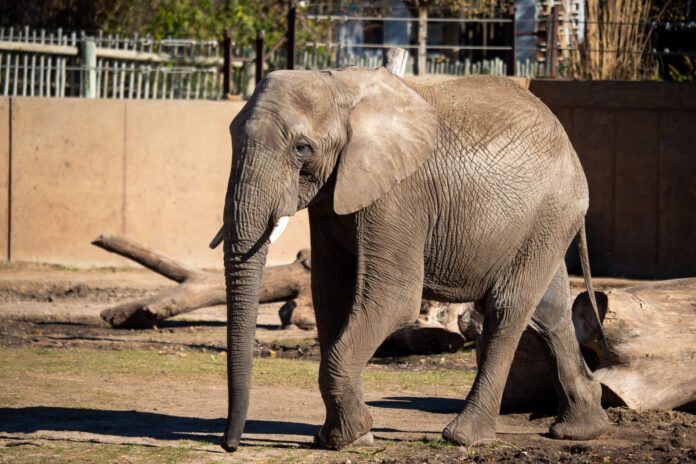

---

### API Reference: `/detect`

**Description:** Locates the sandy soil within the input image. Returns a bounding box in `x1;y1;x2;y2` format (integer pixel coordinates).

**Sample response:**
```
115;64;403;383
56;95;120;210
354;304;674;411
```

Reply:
1;266;694;463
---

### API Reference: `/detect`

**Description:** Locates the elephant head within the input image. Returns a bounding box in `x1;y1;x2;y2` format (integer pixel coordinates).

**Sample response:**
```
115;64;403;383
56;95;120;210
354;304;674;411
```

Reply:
219;66;437;451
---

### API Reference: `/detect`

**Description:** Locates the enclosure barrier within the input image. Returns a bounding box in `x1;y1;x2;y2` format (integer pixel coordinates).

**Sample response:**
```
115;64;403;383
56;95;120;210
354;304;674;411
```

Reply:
0;79;694;277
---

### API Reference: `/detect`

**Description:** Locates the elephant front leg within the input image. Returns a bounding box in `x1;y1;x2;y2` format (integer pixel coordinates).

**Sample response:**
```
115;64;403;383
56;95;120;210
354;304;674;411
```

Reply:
315;268;423;449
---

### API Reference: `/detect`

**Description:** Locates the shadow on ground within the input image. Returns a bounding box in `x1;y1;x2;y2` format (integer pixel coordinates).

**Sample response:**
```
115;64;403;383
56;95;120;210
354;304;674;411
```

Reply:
0;407;316;444
367;396;464;414
1;397;459;445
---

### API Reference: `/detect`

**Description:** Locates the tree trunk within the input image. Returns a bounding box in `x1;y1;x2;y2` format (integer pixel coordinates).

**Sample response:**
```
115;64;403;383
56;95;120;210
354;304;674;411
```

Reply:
92;235;311;329
500;278;696;412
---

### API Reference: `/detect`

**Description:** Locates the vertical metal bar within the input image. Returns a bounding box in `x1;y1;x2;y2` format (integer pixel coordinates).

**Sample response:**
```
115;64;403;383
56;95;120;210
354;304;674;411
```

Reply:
7;27;15;96
255;29;265;84
152;66;159;99
194;70;201;99
45;32;53;96
38;29;46;96
222;30;232;96
143;66;150;99
30;30;37;96
547;5;559;77
286;0;296;69
0;28;4;96
129;34;137;99
21;27;29;96
119;61;125;99
136;66;142;99
416;7;427;75
96;58;102;97
81;38;97;98
202;70;208;99
57;28;64;97
505;6;517;76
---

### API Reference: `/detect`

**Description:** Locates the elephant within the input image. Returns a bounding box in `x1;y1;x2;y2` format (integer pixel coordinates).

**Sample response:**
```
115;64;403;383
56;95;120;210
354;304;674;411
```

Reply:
215;66;610;452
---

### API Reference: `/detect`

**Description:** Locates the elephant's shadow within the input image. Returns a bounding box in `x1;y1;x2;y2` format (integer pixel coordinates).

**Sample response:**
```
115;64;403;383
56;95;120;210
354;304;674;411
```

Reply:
367;396;465;414
0;398;463;446
0;407;316;447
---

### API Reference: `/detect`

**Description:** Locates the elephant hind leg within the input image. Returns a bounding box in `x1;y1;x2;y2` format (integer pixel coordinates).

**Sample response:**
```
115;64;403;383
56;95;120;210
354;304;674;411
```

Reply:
529;263;609;440
443;238;574;446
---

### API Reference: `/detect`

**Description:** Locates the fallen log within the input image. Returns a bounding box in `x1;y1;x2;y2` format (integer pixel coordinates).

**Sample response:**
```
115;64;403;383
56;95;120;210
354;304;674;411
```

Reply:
387;301;480;354
92;235;311;328
500;278;696;412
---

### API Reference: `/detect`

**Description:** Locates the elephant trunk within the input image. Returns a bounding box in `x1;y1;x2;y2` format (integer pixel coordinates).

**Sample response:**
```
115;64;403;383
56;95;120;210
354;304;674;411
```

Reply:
220;147;275;451
221;235;268;451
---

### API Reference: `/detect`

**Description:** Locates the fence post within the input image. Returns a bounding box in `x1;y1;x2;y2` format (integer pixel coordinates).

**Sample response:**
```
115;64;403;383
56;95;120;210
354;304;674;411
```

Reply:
505;6;517;76
222;29;233;96
286;0;296;70
546;5;559;77
416;6;427;75
256;29;265;84
80;38;97;98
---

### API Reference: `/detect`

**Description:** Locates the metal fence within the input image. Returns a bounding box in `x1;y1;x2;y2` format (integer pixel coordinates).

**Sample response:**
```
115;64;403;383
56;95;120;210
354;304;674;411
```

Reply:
2;15;693;99
0;26;225;99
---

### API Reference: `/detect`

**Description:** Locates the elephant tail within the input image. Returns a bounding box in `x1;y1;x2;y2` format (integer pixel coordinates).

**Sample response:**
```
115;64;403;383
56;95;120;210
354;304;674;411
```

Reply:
576;222;611;363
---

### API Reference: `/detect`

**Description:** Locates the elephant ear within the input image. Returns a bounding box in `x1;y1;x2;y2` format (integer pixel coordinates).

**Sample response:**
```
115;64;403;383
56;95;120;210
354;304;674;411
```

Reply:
331;67;438;215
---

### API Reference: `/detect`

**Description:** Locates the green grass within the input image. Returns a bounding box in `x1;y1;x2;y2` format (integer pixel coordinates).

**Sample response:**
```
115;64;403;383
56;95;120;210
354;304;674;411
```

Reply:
0;441;203;464
1;347;476;399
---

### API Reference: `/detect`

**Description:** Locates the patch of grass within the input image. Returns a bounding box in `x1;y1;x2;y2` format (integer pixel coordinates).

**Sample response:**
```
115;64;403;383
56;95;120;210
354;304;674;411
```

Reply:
1;347;475;408
362;368;475;393
272;338;318;349
0;440;203;464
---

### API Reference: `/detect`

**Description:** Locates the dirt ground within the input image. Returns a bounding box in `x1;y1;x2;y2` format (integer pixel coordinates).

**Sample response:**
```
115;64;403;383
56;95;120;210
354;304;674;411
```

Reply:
1;264;694;463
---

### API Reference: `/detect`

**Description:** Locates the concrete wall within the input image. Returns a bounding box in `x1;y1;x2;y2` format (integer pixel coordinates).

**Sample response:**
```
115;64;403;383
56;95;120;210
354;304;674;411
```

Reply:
1;79;695;277
1;96;310;268
530;80;696;278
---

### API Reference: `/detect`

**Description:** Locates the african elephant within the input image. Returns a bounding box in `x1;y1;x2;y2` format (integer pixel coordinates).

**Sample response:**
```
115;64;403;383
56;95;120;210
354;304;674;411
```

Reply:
216;66;609;451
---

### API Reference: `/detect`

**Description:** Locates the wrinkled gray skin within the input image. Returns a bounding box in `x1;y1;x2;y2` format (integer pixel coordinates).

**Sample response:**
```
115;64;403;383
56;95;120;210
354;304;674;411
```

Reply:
220;67;609;452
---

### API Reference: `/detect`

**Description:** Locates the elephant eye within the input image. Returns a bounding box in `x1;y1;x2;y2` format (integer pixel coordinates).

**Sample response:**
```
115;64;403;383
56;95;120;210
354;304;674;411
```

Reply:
294;142;312;155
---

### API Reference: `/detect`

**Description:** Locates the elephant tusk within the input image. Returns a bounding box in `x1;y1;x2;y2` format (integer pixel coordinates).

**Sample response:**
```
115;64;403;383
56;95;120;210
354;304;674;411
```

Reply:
209;226;224;249
269;216;289;244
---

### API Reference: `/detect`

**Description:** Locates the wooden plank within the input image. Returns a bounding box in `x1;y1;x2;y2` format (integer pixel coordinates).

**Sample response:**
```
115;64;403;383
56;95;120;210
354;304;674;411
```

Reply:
572;108;616;275
657;110;696;278
530;80;696;111
613;110;659;278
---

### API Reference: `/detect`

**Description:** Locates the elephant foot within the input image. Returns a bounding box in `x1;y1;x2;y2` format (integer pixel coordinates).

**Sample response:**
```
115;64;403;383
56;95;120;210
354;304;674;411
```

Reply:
442;411;496;446
550;378;609;441
314;401;373;449
550;406;609;441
